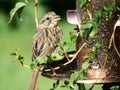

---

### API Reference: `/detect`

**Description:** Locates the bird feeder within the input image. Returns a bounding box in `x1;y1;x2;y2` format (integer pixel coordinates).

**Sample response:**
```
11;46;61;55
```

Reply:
42;0;120;84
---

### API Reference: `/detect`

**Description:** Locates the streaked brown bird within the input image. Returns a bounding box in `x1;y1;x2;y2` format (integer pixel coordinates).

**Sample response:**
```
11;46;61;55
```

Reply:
29;12;63;90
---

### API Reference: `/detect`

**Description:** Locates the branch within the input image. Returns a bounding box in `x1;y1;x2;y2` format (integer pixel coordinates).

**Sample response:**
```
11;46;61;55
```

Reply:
34;0;39;28
28;1;40;90
87;0;93;19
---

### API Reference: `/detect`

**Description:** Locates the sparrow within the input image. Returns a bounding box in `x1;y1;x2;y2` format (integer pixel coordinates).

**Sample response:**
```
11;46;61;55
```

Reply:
28;12;63;90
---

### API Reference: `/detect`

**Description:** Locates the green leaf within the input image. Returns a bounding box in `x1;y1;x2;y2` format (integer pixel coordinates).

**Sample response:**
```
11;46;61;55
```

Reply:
94;10;102;23
95;39;103;48
80;0;88;8
50;53;64;61
25;0;29;3
30;53;64;69
108;3;114;11
18;55;24;60
79;70;86;79
110;86;119;90
31;57;46;68
78;84;85;90
102;11;108;17
102;3;114;18
60;80;69;88
35;57;48;65
117;6;120;11
10;48;25;65
85;40;103;58
30;57;45;69
69;72;79;89
95;3;114;19
80;20;92;37
89;21;97;38
53;80;59;89
84;50;97;58
64;80;69;86
10;52;17;56
17;6;25;21
80;20;97;38
8;2;27;23
78;61;91;79
92;47;97;52
70;33;78;42
30;63;35;69
60;42;71;53
82;60;91;70
103;5;109;11
80;24;86;37
103;3;114;11
94;10;102;17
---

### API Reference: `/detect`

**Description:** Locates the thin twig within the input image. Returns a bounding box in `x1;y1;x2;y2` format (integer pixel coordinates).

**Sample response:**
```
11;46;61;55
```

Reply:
108;30;114;49
23;64;31;69
63;42;86;66
65;53;70;61
87;0;93;19
21;63;42;72
34;0;39;27
102;30;114;69
28;1;40;90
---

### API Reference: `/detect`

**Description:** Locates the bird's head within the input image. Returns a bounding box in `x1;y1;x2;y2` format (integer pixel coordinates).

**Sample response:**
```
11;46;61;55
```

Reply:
39;12;61;28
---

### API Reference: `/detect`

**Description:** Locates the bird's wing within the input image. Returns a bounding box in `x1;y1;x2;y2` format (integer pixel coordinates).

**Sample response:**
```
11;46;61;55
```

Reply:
32;30;53;61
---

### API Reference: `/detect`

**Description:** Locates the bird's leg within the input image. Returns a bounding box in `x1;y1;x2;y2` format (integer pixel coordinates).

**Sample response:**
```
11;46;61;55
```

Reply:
47;63;58;76
45;62;58;76
50;67;58;76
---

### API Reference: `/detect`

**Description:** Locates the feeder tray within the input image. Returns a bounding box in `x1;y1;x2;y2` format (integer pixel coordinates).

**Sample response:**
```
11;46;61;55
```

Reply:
77;79;120;84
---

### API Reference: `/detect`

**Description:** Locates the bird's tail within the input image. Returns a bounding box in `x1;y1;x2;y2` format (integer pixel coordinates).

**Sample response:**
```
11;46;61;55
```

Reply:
28;66;43;90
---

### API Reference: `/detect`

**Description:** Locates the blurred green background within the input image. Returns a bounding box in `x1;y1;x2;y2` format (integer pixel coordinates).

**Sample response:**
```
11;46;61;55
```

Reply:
0;0;103;90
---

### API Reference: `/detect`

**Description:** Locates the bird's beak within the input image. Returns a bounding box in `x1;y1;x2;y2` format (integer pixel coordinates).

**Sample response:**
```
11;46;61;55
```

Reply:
54;15;61;22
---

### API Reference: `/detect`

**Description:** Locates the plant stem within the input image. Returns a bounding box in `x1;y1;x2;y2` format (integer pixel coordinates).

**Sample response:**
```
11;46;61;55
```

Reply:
23;64;31;69
34;0;39;28
87;0;93;19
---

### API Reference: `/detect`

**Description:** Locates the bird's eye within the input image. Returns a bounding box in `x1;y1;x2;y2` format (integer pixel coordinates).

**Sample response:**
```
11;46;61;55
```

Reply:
46;17;50;20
